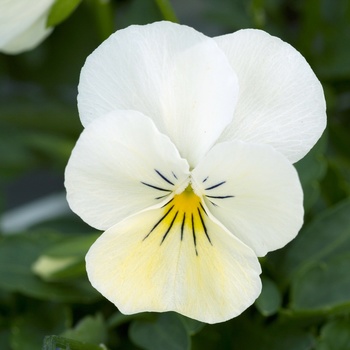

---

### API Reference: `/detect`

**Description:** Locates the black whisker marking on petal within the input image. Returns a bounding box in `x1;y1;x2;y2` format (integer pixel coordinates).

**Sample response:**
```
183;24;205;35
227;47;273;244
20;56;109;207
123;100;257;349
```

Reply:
141;181;171;192
202;176;209;183
155;169;175;186
155;194;169;200
162;198;174;207
206;195;235;199
209;200;219;207
191;214;198;256
199;202;208;216
160;211;178;245
143;205;174;240
172;172;178;179
197;208;212;245
205;181;226;191
181;213;186;240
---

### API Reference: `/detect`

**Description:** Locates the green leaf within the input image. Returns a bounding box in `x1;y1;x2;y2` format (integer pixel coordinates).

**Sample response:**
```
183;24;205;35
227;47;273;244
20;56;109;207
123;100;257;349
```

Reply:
0;82;81;177
61;315;107;344
290;256;350;313
316;319;350;350
255;277;282;316
0;84;81;138
129;313;190;350
10;302;69;350
203;0;254;31
107;312;153;329
43;335;107;350
31;215;93;234
192;311;315;350
0;130;37;178
117;0;163;27
329;121;350;160
321;160;350;205
297;0;350;80
0;329;11;350
294;134;327;211
278;199;350;283
36;233;99;258
25;133;75;169
47;0;83;27
177;314;205;336
261;326;315;350
0;231;99;302
33;233;99;281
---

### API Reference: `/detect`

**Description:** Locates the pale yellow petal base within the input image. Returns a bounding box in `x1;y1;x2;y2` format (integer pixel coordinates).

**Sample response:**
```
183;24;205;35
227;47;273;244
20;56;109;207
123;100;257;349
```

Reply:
86;190;261;324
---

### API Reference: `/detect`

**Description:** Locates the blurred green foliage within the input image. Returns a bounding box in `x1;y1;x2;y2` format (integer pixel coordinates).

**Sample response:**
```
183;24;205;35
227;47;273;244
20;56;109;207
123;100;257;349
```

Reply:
1;0;350;349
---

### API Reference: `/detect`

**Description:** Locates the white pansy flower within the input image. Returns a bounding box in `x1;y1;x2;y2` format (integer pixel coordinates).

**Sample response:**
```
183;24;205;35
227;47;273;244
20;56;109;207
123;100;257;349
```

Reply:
0;0;55;54
65;21;326;324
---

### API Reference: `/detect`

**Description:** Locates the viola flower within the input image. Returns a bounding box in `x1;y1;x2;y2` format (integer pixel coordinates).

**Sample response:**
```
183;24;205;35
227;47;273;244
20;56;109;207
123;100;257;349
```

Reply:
65;21;326;323
0;0;55;54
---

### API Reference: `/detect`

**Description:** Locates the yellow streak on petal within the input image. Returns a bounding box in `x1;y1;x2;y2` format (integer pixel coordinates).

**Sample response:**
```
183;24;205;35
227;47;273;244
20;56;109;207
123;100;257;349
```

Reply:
86;186;262;323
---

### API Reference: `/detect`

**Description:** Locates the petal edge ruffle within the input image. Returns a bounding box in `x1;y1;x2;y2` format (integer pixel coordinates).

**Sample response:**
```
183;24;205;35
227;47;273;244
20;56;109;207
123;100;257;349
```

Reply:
78;21;239;167
215;29;326;163
192;140;304;256
65;110;190;230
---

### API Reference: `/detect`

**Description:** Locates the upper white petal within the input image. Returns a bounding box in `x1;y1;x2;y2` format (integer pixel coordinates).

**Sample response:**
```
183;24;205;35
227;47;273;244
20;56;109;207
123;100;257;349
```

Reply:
215;29;326;163
0;0;55;54
78;21;238;167
86;204;261;324
192;141;304;256
65;110;189;230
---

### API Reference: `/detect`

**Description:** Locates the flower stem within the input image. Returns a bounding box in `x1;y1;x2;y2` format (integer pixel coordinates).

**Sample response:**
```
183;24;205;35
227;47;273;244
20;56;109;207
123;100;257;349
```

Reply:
86;0;115;40
154;0;179;23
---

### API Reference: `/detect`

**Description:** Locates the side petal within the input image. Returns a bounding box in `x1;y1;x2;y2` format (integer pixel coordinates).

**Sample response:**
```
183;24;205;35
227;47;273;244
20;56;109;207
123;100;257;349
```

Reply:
78;21;238;167
0;0;54;54
65;110;190;230
191;141;304;257
215;29;326;163
86;204;261;324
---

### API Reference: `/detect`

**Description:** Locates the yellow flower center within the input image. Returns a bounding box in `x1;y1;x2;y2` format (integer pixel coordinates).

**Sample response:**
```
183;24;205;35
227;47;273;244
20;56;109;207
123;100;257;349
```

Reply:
173;184;202;214
143;185;212;255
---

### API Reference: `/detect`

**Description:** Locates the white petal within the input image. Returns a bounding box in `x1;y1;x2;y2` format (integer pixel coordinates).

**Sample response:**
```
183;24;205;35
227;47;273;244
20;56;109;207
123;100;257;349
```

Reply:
191;141;304;256
78;21;238;167
0;0;54;54
65;110;190;230
215;29;326;163
86;201;261;324
1;13;53;54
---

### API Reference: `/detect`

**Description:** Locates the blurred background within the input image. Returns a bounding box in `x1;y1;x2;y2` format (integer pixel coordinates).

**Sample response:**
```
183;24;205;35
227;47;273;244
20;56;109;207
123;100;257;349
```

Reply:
0;0;350;349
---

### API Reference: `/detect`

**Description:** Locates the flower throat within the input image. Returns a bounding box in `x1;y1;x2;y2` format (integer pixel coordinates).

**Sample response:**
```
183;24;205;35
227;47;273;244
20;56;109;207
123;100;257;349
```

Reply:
143;184;212;256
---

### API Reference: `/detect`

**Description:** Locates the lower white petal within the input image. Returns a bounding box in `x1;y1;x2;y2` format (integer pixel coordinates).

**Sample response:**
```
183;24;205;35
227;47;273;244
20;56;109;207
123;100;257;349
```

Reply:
65;111;189;230
192;141;304;257
86;191;261;324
